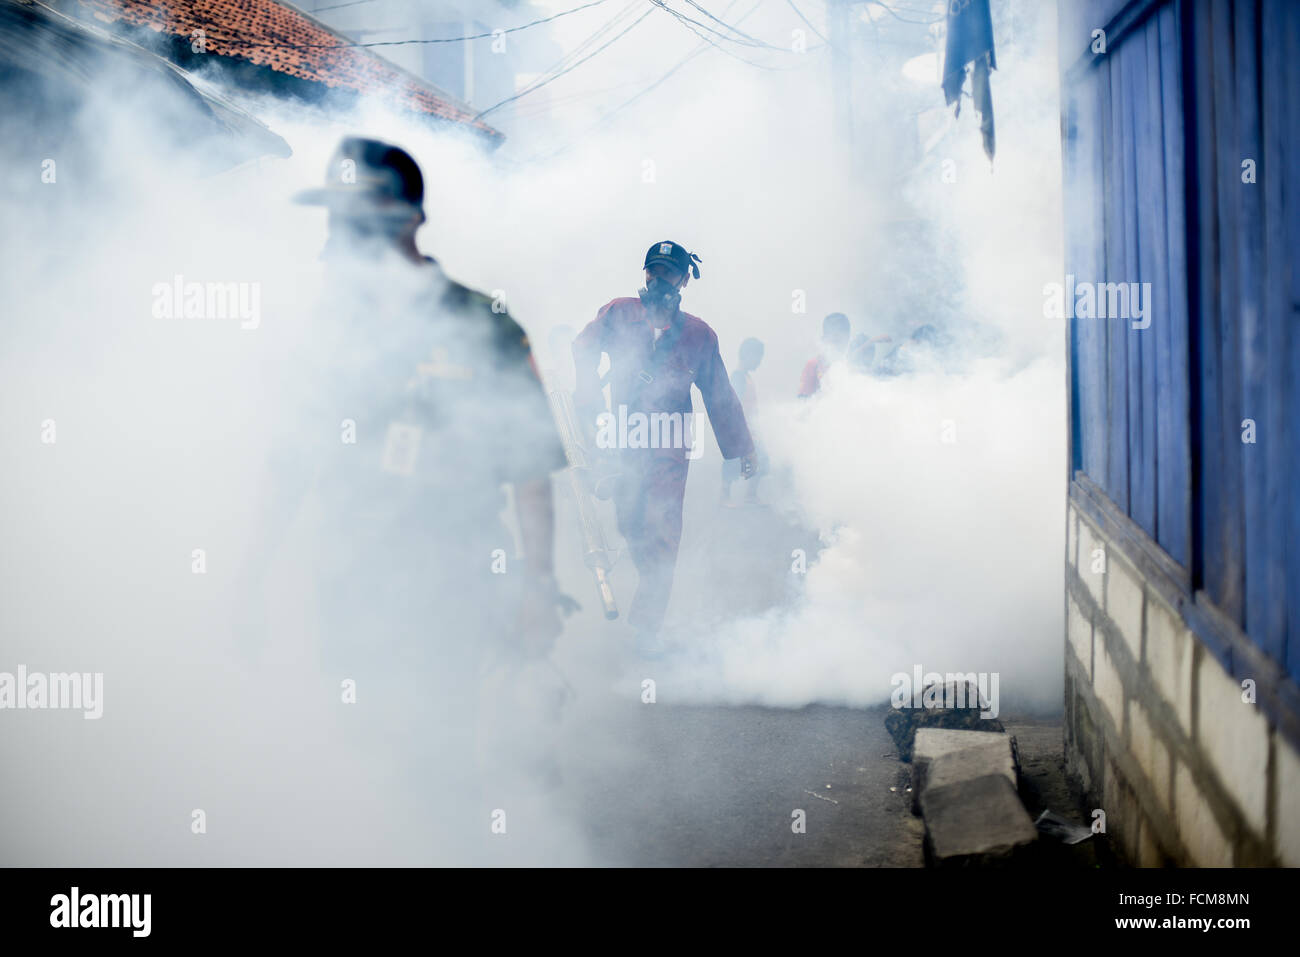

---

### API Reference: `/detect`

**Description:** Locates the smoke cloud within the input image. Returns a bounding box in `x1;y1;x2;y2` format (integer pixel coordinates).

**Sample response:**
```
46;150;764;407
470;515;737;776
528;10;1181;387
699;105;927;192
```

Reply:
0;0;1063;865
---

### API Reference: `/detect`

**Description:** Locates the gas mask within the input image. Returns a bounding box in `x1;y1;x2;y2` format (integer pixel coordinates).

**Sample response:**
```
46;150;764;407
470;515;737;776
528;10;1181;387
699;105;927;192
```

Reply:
638;276;682;314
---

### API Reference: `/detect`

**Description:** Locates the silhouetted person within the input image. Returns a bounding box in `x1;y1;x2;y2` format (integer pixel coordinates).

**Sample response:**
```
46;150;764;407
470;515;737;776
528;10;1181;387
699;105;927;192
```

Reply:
798;312;851;397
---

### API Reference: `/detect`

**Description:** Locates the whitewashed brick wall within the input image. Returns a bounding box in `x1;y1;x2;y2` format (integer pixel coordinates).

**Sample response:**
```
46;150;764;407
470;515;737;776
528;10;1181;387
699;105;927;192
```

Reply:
1065;498;1300;866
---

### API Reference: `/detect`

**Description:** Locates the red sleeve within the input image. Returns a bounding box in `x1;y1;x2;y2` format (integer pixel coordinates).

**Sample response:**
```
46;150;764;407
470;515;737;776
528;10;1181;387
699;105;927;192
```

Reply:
797;357;821;397
696;330;754;460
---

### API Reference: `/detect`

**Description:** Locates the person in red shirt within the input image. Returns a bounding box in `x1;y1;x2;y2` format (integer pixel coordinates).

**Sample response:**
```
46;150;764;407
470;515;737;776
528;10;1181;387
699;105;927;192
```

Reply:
798;312;851;397
572;241;755;655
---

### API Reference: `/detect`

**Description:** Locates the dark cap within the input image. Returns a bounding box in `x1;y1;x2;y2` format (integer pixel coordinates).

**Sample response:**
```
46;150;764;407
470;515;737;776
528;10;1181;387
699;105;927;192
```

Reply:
294;137;424;218
644;240;701;280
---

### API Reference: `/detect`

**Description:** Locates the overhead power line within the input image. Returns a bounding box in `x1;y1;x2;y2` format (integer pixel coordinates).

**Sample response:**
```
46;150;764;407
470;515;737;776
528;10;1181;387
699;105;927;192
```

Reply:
310;0;379;13
678;0;781;48
783;0;829;45
471;7;656;121
648;0;800;69
522;0;826;163
464;1;644;121
187;0;617;50
865;1;945;27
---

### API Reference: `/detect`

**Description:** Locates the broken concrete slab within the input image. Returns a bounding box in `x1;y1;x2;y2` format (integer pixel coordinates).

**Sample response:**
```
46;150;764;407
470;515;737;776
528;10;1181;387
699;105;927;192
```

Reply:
928;740;1019;792
919;773;1039;866
911;729;1019;814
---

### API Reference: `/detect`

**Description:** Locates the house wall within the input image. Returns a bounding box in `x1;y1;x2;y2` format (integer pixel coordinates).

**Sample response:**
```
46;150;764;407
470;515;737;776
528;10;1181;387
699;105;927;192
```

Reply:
1060;0;1300;865
1066;483;1300;865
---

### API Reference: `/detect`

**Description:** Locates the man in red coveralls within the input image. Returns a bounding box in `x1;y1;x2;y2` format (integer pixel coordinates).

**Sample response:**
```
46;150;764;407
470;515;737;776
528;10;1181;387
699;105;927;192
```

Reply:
572;241;756;656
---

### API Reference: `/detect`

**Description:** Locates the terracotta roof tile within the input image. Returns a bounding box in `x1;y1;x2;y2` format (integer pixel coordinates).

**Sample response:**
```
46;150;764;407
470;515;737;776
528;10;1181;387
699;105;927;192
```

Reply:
71;0;501;140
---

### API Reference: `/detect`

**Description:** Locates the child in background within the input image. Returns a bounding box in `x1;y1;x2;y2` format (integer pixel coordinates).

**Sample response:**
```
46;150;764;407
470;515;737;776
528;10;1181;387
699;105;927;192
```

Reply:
797;312;850;397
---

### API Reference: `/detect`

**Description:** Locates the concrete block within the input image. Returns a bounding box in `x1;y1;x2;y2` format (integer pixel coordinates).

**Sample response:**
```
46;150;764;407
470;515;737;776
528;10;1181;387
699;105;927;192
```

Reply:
1067;505;1078;569
1274;733;1300;866
911;729;1017;814
1145;595;1193;733
1067;592;1092;680
1101;758;1141;863
1093;635;1124;734
1197;653;1269;835
1077;518;1105;606
920;774;1038;866
1138;817;1165;867
1174;761;1232;866
1066;679;1101;796
1106;555;1144;662
1128;701;1170;812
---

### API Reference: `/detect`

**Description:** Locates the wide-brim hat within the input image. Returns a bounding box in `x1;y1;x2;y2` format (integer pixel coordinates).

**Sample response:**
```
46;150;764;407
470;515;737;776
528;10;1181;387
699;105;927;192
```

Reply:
294;136;424;218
